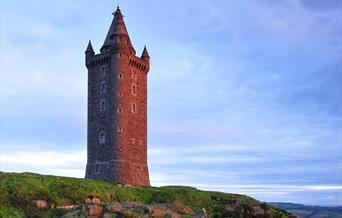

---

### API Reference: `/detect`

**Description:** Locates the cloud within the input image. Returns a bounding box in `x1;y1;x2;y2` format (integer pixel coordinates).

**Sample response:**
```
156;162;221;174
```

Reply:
1;150;86;168
1;0;341;206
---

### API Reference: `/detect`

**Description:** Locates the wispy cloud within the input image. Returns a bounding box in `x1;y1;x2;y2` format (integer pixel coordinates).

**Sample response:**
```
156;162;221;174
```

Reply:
1;0;341;206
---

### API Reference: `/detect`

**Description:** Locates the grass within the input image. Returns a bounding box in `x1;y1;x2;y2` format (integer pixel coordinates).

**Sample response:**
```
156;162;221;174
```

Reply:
0;171;295;217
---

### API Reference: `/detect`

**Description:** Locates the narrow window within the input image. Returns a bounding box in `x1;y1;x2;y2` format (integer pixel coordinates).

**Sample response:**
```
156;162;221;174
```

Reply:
132;71;137;79
117;127;122;133
131;103;137;113
117;91;122;97
132;85;136;95
117;107;122;113
99;130;106;144
100;99;106;111
95;164;100;173
100;81;106;93
101;66;106;77
118;73;123;79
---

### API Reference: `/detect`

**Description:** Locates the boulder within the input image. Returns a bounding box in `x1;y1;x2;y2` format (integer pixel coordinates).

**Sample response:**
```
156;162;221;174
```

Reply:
165;212;183;218
196;208;208;218
92;197;101;204
36;199;48;208
151;208;167;217
106;202;122;212
103;213;116;218
84;197;92;204
87;205;103;216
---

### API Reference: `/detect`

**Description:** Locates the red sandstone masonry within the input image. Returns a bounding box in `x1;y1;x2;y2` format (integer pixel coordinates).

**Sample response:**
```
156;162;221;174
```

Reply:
85;6;150;186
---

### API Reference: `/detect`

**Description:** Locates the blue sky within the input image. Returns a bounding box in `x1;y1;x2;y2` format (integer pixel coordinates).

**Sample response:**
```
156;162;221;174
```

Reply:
1;0;341;206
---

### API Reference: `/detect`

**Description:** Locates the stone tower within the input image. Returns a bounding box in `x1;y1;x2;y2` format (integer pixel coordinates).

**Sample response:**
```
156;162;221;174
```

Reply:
85;6;150;186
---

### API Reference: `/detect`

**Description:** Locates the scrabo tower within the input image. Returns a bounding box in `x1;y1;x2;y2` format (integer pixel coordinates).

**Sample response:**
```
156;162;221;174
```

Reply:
85;7;150;186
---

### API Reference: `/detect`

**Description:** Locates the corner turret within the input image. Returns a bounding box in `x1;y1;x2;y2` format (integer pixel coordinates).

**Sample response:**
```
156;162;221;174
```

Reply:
85;40;95;67
141;46;150;68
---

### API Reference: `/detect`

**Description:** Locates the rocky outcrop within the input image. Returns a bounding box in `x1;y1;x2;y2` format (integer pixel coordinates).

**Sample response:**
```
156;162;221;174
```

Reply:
61;201;207;218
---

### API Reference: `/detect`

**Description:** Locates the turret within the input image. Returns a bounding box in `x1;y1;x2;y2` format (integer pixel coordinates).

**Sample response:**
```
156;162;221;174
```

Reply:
100;6;135;55
85;40;95;67
141;46;150;69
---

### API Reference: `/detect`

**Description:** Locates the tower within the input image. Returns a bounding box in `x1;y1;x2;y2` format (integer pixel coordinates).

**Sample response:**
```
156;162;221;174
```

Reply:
85;6;150;186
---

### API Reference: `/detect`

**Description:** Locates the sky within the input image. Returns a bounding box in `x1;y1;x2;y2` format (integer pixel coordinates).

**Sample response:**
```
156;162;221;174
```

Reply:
1;0;341;206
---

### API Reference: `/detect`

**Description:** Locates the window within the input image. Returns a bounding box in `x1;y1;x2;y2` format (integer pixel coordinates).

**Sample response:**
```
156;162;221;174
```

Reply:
117;91;122;97
118;73;123;79
132;71;137;79
100;81;106;93
117;107;122;114
95;164;100;173
131;103;137;113
131;138;136;144
101;66;106;77
99;130;106;144
117;127;122;133
132;85;137;95
100;99;106;111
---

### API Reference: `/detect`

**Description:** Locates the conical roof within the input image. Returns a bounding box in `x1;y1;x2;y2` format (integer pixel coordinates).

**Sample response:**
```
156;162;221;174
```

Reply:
85;40;94;53
141;46;150;58
101;6;134;51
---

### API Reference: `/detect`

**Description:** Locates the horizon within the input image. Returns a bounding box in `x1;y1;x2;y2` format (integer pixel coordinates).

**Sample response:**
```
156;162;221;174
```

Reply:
1;0;341;206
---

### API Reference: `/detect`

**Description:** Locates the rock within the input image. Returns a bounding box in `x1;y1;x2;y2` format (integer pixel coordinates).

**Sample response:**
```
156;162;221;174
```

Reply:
61;209;81;218
224;204;236;212
103;213;116;218
122;201;135;209
151;208;167;217
196;208;208;218
88;205;103;216
84;197;92;204
92;197;101;204
253;206;265;215
165;212;183;218
36;199;48;208
106;202;122;212
169;202;194;215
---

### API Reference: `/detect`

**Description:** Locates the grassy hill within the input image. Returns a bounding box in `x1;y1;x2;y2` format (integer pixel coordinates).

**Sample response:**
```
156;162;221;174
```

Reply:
270;203;342;218
0;172;296;217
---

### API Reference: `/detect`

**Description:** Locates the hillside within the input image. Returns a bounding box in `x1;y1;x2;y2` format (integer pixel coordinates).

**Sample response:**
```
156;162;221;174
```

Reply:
0;172;296;217
270;203;342;218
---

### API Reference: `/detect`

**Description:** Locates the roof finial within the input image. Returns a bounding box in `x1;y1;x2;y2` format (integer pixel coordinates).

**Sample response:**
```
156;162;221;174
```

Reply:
112;4;121;16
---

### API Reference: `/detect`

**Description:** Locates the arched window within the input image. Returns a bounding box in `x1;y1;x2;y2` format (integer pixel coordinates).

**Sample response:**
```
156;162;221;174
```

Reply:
132;84;137;95
131;103;137;113
132;70;137;79
95;164;100;173
100;99;106;111
101;66;106;77
100;81;106;93
99;130;106;144
117;126;122;133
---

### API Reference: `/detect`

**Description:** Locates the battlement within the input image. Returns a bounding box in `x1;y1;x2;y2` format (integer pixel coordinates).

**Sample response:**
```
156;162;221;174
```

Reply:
129;57;148;72
89;53;110;66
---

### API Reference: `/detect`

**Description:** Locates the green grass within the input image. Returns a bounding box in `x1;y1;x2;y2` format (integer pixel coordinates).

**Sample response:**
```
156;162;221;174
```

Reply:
0;172;295;217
